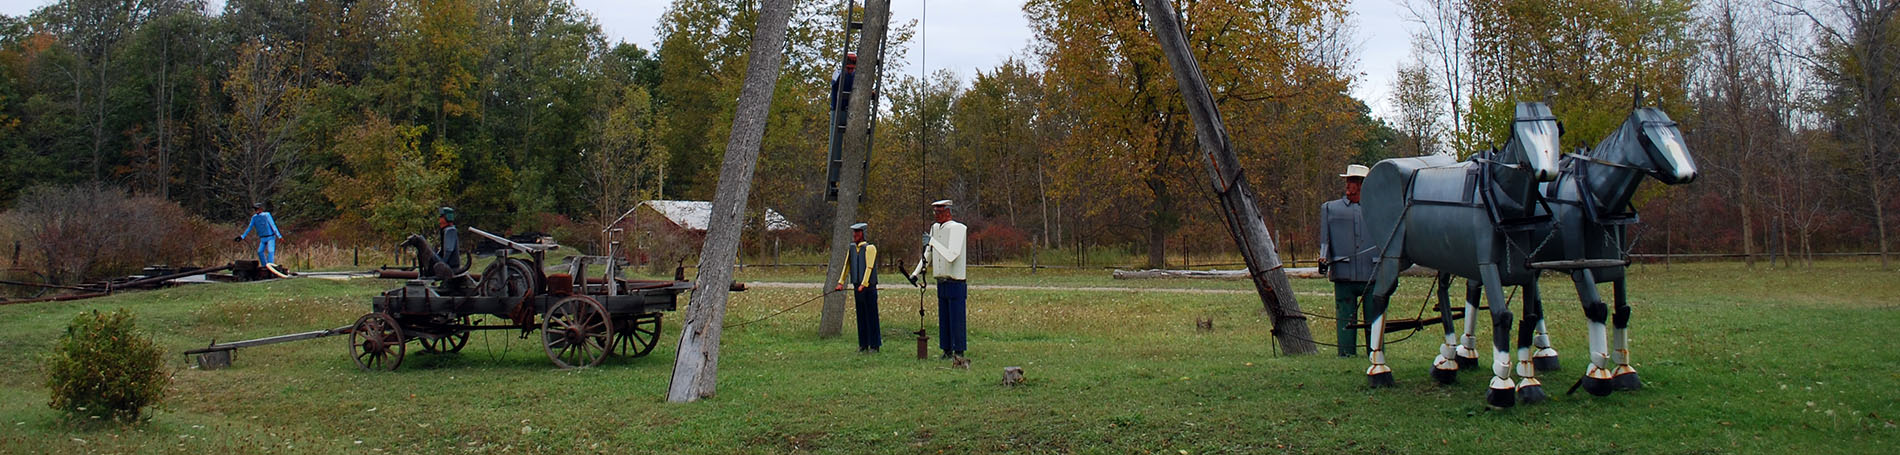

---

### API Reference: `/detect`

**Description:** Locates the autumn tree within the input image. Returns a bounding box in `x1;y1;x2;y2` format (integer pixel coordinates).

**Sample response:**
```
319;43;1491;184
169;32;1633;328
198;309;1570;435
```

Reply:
584;84;668;251
1403;0;1474;151
1694;0;1793;267
1465;0;1698;146
318;112;451;242
949;59;1047;238
208;37;314;210
1029;0;1362;268
1778;0;1899;267
1390;58;1444;157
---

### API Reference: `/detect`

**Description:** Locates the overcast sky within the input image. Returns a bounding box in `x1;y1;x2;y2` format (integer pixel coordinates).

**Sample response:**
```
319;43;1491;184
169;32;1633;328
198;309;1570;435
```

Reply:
0;0;1412;118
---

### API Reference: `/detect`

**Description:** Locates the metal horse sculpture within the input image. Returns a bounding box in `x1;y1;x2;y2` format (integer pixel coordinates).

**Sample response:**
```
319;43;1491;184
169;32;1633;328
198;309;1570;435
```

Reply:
1360;102;1562;408
1531;107;1697;396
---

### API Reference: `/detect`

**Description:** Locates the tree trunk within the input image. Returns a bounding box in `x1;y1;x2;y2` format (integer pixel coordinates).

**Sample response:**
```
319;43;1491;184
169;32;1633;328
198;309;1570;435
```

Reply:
1141;0;1316;355
819;0;892;337
666;0;795;403
1739;182;1755;268
1145;176;1171;269
1874;174;1890;269
1038;157;1051;248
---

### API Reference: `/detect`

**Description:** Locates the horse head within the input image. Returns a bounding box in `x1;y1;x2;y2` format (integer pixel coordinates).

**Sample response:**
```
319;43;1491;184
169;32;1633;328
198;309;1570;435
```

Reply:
1506;102;1563;182
1630;107;1697;184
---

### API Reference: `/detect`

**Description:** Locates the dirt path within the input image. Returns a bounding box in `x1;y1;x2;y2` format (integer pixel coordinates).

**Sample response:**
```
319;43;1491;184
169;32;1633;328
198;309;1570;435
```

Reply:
742;281;1333;298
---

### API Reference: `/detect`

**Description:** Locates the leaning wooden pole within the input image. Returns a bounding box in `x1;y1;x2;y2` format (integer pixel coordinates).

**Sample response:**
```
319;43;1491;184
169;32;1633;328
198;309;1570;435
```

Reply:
667;0;797;403
1140;0;1317;355
819;0;893;337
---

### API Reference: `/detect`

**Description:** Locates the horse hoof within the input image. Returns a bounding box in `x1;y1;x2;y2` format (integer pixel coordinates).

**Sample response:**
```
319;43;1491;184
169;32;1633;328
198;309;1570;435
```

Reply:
1368;371;1396;388
1517;384;1548;404
1454;355;1479;369
1430;367;1458;385
1580;375;1614;397
1612;371;1643;391
1486;387;1517;408
1533;355;1561;372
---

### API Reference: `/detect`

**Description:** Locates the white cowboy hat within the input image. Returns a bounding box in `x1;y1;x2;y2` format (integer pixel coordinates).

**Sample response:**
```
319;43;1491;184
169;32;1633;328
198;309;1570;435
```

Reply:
1340;164;1370;179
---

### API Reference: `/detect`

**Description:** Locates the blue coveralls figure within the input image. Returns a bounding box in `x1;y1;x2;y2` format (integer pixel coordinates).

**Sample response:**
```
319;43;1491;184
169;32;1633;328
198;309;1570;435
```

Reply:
835;222;880;352
437;207;460;270
1319;164;1379;357
908;200;969;359
824;54;857;200
236;202;281;265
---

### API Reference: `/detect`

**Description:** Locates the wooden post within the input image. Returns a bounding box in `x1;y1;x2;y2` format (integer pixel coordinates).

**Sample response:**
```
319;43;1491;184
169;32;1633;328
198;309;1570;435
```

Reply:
1140;0;1317;355
1030;235;1039;275
819;0;893;337
666;0;796;403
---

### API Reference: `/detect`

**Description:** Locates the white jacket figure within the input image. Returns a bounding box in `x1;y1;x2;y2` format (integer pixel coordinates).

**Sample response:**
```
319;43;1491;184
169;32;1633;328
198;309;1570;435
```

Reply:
913;219;967;281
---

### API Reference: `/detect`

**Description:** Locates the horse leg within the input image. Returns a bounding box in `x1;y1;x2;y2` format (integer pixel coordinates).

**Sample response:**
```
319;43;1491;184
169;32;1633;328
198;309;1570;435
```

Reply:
1531;293;1562;372
1479;263;1517;408
1429;272;1460;384
1515;279;1549;404
1363;258;1406;388
1610;276;1642;391
1571;269;1615;396
1453;279;1481;368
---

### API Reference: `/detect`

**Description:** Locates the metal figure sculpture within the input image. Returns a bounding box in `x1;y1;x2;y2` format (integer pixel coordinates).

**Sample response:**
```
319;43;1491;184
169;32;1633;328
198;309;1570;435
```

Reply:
1359;102;1562;408
1531;107;1697;396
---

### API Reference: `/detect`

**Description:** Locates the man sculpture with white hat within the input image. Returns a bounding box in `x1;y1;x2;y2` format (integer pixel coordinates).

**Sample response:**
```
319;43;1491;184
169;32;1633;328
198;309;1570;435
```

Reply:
1319;164;1379;357
908;199;969;359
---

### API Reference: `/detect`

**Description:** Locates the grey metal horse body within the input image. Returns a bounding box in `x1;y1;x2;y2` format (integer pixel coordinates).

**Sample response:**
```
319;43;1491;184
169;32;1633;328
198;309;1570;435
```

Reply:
1358;102;1561;407
1530;107;1697;396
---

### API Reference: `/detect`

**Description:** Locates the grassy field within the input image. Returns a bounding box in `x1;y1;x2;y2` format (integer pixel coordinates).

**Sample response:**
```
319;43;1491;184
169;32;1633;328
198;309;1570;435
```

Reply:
0;261;1895;453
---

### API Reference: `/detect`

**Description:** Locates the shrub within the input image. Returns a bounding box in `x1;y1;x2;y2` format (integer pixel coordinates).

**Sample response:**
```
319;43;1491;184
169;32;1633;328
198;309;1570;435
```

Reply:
970;224;1031;263
0;183;224;284
44;309;170;423
640;224;703;275
533;212;590;253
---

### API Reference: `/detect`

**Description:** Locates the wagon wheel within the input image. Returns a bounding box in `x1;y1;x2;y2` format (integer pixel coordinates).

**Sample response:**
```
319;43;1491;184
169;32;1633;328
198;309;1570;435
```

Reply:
417;317;471;354
349;313;406;371
479;258;539;298
611;314;663;358
541;296;613;369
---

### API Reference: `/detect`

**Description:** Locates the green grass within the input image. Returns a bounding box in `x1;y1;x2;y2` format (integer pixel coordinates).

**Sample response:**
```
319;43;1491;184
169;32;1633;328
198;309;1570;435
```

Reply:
1;261;1896;453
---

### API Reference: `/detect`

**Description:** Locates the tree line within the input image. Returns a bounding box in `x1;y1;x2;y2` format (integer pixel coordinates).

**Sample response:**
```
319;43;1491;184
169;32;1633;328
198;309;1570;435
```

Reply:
1390;0;1898;267
1;0;1893;273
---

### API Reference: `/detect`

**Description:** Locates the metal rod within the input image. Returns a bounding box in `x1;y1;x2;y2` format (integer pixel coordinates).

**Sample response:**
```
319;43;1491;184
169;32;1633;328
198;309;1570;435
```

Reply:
183;325;354;354
467;227;558;254
0;279;104;292
115;263;233;289
0;292;109;305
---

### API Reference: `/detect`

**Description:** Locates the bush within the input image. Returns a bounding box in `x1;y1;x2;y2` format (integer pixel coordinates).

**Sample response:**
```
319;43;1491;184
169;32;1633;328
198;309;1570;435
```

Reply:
44;309;170;423
969;224;1031;263
0;183;224;284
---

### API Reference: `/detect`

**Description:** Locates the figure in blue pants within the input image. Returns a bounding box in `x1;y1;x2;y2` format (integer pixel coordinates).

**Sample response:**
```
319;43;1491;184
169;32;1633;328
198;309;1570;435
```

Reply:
835;222;880;353
235;202;281;265
908;200;969;359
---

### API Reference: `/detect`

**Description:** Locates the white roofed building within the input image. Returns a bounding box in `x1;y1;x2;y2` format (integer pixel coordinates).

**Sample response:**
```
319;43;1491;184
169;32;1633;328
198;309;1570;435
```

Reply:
616;200;798;268
631;200;796;233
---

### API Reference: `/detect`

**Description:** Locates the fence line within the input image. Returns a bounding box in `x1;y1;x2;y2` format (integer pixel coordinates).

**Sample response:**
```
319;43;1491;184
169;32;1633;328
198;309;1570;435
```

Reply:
720;252;1889;271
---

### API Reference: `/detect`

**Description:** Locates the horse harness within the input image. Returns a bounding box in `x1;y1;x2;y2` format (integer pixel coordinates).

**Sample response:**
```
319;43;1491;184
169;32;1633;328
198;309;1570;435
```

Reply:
1391;150;1562;263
